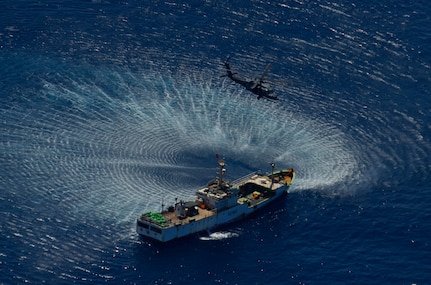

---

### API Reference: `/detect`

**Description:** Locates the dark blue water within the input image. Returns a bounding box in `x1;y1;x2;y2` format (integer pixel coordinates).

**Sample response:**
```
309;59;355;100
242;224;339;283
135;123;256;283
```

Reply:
1;1;430;284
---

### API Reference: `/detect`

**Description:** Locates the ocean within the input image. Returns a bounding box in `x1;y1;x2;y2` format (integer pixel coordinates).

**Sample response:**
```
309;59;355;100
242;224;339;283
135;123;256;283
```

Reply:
1;0;430;284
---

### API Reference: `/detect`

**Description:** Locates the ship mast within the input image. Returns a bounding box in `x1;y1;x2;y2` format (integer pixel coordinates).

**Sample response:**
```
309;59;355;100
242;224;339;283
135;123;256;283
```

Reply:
270;162;275;190
215;153;226;189
217;159;226;188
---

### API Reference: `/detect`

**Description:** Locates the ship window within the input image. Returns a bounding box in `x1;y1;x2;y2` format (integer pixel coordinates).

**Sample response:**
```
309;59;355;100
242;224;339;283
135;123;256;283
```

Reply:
150;226;162;234
137;221;149;229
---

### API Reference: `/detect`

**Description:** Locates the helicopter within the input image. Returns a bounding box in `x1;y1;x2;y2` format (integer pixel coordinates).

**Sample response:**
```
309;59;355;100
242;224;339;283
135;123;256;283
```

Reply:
222;56;279;100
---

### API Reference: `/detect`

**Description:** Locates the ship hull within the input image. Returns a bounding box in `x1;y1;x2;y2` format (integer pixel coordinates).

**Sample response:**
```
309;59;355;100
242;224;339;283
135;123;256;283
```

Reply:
136;185;287;242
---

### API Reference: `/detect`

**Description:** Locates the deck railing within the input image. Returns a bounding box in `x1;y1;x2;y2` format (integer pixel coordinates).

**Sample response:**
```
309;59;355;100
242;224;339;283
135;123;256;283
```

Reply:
231;171;259;186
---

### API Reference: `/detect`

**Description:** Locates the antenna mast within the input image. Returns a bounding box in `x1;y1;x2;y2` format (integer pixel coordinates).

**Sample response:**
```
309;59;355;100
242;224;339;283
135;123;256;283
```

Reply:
216;153;226;189
270;162;275;190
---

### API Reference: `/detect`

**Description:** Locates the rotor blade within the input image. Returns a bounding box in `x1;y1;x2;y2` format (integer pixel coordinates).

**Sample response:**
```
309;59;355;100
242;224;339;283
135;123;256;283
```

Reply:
224;55;231;64
259;63;272;81
265;79;299;85
250;78;260;89
251;63;272;89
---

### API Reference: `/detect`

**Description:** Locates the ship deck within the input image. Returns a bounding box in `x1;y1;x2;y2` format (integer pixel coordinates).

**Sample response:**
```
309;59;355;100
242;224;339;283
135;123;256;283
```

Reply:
232;174;286;190
160;207;216;227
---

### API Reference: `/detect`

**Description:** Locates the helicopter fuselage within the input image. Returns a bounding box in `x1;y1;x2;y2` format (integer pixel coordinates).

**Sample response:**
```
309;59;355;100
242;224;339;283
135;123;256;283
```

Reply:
224;60;278;100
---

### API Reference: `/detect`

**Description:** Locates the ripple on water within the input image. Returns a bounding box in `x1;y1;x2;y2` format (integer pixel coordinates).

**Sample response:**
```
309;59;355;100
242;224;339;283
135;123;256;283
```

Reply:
2;63;366;217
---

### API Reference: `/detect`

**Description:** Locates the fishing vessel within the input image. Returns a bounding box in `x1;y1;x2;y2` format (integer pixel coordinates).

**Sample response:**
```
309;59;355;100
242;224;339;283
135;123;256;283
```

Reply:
136;157;295;242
